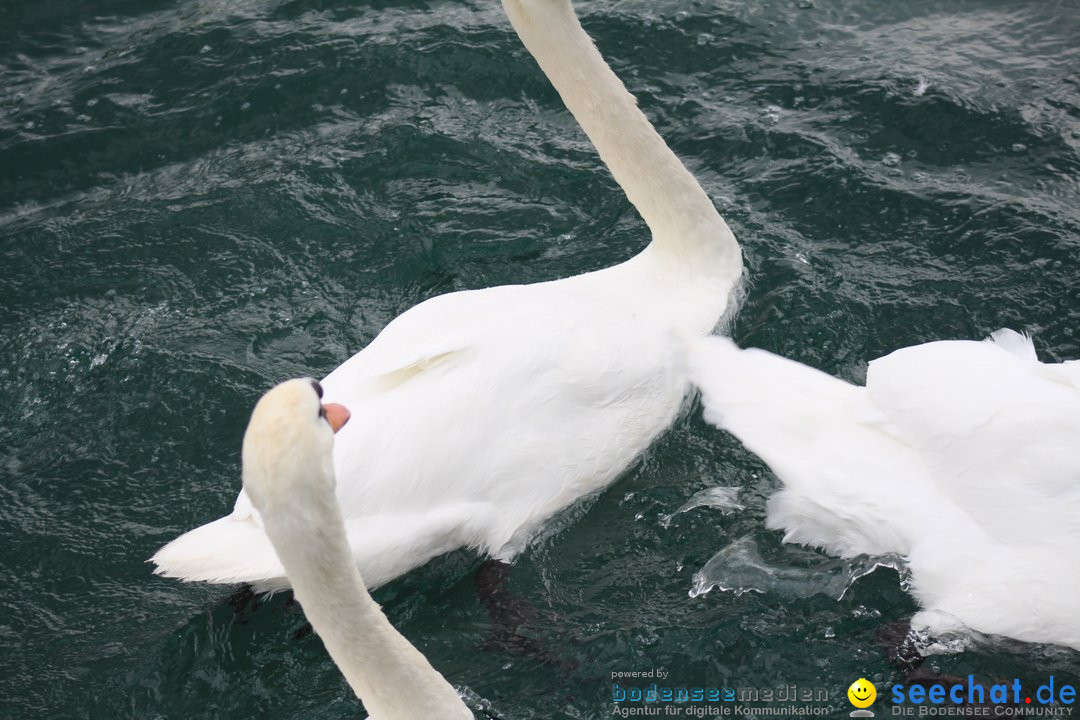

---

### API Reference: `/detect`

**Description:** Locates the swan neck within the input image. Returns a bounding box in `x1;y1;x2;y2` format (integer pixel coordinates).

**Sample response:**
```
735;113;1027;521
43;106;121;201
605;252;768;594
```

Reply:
258;482;468;718
502;0;739;269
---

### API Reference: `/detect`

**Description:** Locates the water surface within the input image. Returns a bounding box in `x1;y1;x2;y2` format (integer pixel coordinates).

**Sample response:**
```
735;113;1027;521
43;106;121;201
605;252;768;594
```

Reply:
2;0;1078;717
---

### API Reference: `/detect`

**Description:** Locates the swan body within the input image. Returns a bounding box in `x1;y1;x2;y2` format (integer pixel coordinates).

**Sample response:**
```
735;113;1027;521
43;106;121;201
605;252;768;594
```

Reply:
242;379;473;719
688;330;1080;650
152;0;741;589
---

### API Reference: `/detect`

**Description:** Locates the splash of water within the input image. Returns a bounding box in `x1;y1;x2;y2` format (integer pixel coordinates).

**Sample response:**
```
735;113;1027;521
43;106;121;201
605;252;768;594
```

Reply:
689;535;909;601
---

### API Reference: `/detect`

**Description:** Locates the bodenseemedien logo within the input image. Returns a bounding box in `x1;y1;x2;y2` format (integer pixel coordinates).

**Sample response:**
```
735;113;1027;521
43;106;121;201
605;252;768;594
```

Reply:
848;678;877;717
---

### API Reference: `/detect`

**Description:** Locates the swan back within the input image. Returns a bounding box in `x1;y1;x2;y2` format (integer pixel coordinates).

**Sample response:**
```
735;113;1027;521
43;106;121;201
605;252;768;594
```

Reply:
866;333;1080;546
243;379;473;719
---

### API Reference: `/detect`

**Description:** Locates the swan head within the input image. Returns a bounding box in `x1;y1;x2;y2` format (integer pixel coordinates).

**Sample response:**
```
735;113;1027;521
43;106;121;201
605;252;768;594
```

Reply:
242;378;350;512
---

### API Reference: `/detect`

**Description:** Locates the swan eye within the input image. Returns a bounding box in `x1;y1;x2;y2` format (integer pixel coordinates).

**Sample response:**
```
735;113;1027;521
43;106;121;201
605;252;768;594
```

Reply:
318;405;327;421
310;379;324;399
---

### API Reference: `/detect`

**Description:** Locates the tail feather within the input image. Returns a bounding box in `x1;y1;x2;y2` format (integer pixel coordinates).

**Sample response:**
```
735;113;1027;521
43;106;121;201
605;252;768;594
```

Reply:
152;502;497;591
987;328;1037;362
150;515;285;585
687;335;871;451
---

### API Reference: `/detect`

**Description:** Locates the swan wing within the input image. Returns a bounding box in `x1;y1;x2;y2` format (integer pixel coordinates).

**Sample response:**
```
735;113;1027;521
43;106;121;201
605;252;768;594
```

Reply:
866;334;1080;544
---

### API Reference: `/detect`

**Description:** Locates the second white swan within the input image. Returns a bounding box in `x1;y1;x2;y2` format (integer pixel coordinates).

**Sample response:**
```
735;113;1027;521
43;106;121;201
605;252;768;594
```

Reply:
688;330;1080;650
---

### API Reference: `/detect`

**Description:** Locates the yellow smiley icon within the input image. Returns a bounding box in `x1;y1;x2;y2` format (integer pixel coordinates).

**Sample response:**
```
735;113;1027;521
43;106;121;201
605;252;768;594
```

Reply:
848;678;876;708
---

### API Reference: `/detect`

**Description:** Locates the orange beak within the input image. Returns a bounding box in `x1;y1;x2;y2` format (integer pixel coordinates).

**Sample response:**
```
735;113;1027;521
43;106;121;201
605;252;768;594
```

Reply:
322;403;350;433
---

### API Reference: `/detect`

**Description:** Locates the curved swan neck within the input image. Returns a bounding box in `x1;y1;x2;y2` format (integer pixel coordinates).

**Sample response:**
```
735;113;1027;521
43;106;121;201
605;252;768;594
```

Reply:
502;0;739;269
253;463;471;718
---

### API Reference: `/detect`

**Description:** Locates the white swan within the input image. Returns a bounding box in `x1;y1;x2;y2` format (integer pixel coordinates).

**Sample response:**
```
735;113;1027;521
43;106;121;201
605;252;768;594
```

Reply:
152;0;741;589
688;329;1080;650
242;378;473;719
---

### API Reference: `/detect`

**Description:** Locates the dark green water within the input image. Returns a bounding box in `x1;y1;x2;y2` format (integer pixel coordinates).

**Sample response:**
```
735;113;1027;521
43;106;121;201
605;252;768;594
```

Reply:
2;0;1079;717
